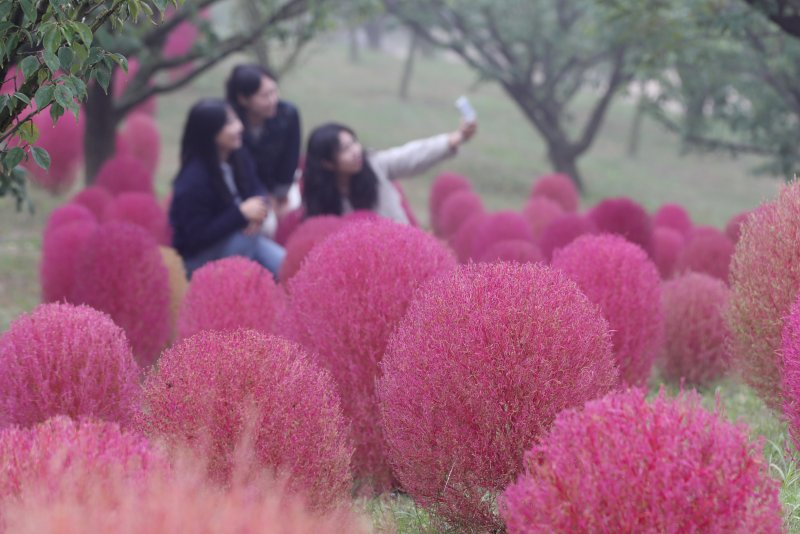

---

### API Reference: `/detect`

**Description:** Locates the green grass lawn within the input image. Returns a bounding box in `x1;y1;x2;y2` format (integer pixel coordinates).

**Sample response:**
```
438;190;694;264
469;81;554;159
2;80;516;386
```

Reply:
0;38;796;532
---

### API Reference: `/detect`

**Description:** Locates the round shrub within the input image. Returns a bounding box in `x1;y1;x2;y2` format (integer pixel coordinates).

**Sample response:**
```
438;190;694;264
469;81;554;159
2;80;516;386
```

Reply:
522;196;564;241
0;303;141;428
477;239;543;264
40;220;97;303
117;114;161;176
279;216;345;284
782;296;800;450
588;197;653;254
282;220;457;489
529;173;579;212
652;227;685;279
103;192;170;245
728;183;800;409
437;189;484;240
94;153;154;196
552;234;663;386
660;273;731;386
501;389;783;534
159;247;188;342
178;257;283;341
138;330;353;509
113;58;156;116
653;203;692;236
379;262;617;531
429;172;471;234
449;211;487;262
275;207;304;246
538;213;596;262
471;211;535;259
675;226;734;282
726;210;751;243
43;202;96;240
24;113;83;195
72;186;113;219
71;222;171;367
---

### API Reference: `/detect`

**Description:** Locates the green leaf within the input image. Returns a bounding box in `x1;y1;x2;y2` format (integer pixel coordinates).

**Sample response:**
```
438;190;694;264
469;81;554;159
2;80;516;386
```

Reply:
0;2;13;20
43;24;61;53
57;46;74;70
108;53;128;73
93;66;111;93
53;85;73;109
19;0;36;24
18;121;39;144
12;92;31;106
0;95;8;113
30;147;51;170
49;102;64;122
4;147;26;170
86;47;104;66
43;49;60;74
71;21;93;48
152;0;167;11
19;56;39;81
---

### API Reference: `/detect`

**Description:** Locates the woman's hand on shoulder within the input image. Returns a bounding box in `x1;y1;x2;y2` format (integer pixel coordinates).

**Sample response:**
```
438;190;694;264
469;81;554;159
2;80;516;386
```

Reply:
448;120;478;150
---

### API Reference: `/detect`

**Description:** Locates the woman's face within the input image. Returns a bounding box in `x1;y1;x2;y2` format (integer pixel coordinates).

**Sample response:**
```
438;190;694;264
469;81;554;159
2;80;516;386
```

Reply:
334;130;364;175
215;108;244;155
239;75;279;120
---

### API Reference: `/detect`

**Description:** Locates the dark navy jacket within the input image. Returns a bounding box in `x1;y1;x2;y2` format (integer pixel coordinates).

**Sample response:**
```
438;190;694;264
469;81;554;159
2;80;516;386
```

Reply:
241;100;300;198
169;151;264;258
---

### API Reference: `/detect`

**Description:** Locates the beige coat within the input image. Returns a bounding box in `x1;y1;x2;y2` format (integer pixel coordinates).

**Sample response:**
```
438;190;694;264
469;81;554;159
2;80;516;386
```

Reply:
342;134;456;224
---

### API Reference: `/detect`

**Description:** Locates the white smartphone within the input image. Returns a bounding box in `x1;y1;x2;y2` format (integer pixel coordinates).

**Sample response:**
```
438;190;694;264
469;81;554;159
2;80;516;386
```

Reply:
455;95;477;122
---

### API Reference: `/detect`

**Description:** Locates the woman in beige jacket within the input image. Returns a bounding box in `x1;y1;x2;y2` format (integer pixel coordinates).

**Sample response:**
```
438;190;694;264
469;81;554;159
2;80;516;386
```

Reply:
302;121;477;223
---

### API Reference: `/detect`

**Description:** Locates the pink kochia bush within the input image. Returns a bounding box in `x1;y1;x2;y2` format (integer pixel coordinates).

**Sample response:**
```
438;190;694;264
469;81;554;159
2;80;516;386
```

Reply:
429;172;471;235
660;273;731;386
72;186;113;219
478;239;543;264
279;216;345;284
275;207;304;246
40;220;98;303
94;153;154;196
782;296;800;449
675;226;734;282
538;213;596;262
378;262;618;531
529;173;579;212
138;330;353;509
449;211;488;262
588;197;653;254
552;234;663;386
43;202;96;240
436;189;484;240
0;303;141;428
522;195;564;241
471;211;535;259
177;257;284;341
103;192;170;245
117;114;161;176
501;389;783;534
652;227;685;279
282;220;457;489
24;112;83;195
653;203;692;236
726;210;751;243
71;222;171;367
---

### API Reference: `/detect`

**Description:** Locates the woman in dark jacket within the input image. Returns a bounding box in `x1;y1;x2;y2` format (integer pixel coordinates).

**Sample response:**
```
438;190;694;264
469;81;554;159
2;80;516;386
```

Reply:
169;98;285;277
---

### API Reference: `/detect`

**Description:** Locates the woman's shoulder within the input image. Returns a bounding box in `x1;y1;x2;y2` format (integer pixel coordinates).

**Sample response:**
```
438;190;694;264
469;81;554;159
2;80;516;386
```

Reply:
174;157;212;187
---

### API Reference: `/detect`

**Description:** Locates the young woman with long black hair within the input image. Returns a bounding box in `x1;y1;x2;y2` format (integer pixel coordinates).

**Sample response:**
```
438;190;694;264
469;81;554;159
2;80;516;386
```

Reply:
302;120;477;223
169;98;285;277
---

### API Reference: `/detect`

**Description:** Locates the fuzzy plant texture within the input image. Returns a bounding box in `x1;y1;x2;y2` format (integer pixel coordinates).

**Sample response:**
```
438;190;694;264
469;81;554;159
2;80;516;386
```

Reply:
538;213;596;262
429;172;472;235
449;211;488;262
24;112;83;195
159;246;188;343
727;181;800;410
501;388;783;534
138;329;353;510
436;189;484;240
651;227;685;279
279;216;345;284
653;203;693;237
72;186;113;219
378;262;618;532
529;173;579;212
0;303;141;429
782;296;800;450
588;197;653;255
117;113;161;176
40;220;98;303
281;219;457;490
726;210;750;243
551;234;664;386
43;202;96;240
94;153;154;196
674;226;734;282
522;196;564;242
477;239;543;264
103;192;170;246
470;211;535;260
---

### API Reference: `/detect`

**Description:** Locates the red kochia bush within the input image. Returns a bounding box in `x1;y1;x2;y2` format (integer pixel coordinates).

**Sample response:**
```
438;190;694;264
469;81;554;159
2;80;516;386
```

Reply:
589;197;653;254
274;207;304;246
71;222;171;367
552;234;663;386
429;172;471;234
725;210;751;244
379;262;618;531
138;330;353;509
782;296;800;449
675;226;734;282
94;153;154;196
279;216;345;284
660;273;731;386
501;389;782;534
449;211;488;262
538;213;596;262
24;112;83;195
437;189;484;240
113;58;156;116
522;196;564;241
177;257;284;341
529;173;579;212
40;220;98;303
282;220;457;489
117;114;161;176
471;211;535;259
43;203;96;240
103;192;170;245
478;239;543;264
653;203;692;236
652;227;685;279
0;303;141;428
72;186;113;219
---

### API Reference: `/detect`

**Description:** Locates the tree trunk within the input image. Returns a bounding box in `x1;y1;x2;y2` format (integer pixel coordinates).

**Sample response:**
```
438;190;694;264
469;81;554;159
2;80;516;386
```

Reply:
547;145;584;192
627;96;645;158
347;24;360;63
398;31;418;100
84;82;120;184
364;16;383;50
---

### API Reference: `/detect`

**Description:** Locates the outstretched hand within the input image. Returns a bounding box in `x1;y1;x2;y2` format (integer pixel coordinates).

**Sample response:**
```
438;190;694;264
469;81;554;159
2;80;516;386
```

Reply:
449;120;478;150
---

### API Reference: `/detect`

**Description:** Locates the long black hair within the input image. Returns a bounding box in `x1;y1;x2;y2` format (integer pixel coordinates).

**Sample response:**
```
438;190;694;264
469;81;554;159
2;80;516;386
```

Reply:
303;123;378;217
179;98;249;201
225;64;276;123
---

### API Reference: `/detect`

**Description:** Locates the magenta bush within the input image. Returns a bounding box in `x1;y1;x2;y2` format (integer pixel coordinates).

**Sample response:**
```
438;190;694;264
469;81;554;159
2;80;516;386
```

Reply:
24;113;83;195
43;203;96;241
675;226;734;282
653;203;692;236
725;210;751;243
449;211;488;262
0;303;141;428
437;189;484;240
279;216;345;284
40;220;98;303
281;220;457;489
660;273;731;385
782;296;800;449
529;173;579;212
652;227;685;279
552;234;663;386
274;207;304;246
429;172;471;235
501;389;782;534
103;192;170;245
379;262;617;531
522;196;564;241
538;213;596;262
72;186;113;219
139;329;352;508
117;114;161;176
178;257;284;341
113;58;157;116
94;153;154;196
588;197;653;254
477;239;543;264
71;222;171;367
471;211;535;259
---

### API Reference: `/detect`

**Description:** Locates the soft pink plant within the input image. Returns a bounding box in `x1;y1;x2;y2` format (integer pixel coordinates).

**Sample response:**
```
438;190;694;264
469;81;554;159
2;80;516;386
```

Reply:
652;227;685;279
782;296;800;449
117;114;160;176
660;273;731;385
103;192;170;245
552;234;663;386
449;211;488;262
529;173;579;212
522;196;564;241
94;153;154;196
281;219;457;489
113;58;157;116
429;172;471;234
653;203;692;236
275;207;304;246
43;202;96;240
72;186;113;219
477;239;543;264
501;388;783;534
40;221;98;303
725;210;751;243
538;213;596;262
675;226;734;282
24;113;83;195
71;222;171;367
279;216;345;284
177;257;284;340
437;189;484;240
471;211;535;259
138;329;353;509
588;197;653;254
378;262;617;531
